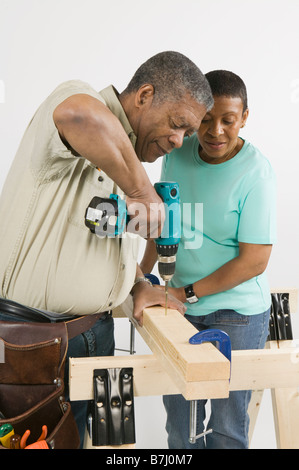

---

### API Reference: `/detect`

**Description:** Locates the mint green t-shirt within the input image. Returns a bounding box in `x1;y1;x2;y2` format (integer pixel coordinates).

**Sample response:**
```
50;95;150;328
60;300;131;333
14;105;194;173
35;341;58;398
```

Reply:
161;135;276;316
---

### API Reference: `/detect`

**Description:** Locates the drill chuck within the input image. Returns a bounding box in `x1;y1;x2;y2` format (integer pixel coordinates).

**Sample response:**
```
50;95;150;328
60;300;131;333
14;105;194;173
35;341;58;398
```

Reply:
156;243;179;281
157;255;177;281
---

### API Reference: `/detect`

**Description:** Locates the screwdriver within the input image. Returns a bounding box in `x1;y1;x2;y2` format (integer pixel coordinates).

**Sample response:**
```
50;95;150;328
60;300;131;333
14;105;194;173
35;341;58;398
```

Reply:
0;423;15;448
10;434;21;449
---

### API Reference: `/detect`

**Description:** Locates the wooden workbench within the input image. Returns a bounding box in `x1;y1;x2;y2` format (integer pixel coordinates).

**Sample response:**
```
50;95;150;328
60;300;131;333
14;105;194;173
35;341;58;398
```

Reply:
69;287;299;449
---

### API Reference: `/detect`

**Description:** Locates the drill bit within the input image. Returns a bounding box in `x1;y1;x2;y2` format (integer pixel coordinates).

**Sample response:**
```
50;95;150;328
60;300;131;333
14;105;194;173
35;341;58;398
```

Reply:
165;280;168;316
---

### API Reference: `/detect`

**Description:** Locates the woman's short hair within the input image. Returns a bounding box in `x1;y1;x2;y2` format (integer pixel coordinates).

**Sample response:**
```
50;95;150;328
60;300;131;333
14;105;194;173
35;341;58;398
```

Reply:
205;70;248;112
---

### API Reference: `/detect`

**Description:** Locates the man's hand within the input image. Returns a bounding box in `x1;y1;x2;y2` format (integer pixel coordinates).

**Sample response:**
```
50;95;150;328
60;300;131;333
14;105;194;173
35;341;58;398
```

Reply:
131;281;186;326
126;190;165;240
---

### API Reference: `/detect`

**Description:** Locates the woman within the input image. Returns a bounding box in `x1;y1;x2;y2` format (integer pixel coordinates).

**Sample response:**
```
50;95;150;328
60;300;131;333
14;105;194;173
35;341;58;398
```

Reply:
140;70;276;449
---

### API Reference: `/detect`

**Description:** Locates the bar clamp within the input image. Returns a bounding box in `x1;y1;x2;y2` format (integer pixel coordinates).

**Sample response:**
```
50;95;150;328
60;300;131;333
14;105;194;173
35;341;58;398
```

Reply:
189;328;232;363
188;329;232;444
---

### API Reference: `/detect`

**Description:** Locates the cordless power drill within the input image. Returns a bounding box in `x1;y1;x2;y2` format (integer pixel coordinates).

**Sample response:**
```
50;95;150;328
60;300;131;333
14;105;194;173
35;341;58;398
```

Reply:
154;182;181;310
85;181;181;313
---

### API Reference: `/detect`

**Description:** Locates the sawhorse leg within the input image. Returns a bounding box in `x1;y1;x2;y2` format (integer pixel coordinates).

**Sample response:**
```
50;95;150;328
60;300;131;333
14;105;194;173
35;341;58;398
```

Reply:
83;432;135;449
270;340;299;449
249;290;299;448
248;340;299;449
248;389;264;444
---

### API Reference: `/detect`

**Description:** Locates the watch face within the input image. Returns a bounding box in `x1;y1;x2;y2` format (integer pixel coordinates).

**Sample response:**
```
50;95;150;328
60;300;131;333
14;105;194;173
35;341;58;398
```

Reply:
187;295;198;304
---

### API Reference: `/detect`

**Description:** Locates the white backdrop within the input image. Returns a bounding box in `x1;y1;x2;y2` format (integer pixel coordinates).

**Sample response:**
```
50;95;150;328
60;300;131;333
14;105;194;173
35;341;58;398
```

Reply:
0;0;298;449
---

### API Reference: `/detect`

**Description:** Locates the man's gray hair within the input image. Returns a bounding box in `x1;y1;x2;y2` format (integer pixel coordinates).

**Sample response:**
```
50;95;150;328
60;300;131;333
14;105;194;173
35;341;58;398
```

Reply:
123;51;213;110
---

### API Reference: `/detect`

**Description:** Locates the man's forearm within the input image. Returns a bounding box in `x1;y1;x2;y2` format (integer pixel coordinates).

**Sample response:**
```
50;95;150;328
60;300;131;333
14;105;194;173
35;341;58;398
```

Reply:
53;94;151;197
53;94;165;238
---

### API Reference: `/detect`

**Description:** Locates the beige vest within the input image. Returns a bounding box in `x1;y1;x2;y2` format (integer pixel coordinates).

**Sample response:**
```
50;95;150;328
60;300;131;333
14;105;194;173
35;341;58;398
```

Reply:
0;81;139;314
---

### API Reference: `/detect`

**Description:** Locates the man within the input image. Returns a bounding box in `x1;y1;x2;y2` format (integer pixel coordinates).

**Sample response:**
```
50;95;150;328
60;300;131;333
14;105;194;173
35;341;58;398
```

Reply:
0;51;213;444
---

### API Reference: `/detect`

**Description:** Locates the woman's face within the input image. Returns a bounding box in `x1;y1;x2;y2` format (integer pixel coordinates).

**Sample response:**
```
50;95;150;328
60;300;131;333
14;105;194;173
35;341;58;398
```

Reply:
197;95;249;164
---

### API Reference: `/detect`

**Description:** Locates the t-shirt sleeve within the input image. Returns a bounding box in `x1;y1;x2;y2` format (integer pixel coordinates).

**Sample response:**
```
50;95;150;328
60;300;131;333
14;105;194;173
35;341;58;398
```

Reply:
238;172;277;244
30;80;105;179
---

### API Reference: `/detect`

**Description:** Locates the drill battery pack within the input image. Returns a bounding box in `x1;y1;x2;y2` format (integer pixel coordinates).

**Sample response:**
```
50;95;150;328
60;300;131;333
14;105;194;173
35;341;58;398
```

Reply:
85;194;127;237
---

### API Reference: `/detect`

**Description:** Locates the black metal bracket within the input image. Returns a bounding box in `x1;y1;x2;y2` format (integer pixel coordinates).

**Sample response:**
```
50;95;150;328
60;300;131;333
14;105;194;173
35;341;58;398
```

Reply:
90;367;135;447
268;293;293;341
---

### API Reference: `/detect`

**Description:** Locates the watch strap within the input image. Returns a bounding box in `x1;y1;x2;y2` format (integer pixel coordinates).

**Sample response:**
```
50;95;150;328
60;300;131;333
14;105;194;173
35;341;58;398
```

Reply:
184;284;199;303
131;276;153;294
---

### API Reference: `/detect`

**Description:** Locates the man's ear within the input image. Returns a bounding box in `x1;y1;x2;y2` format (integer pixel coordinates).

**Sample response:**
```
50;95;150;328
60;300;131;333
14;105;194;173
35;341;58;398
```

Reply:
135;84;155;108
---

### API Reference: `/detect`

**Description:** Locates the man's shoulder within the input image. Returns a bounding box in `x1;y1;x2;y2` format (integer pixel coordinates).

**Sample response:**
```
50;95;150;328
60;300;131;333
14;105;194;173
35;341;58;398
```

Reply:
46;79;106;107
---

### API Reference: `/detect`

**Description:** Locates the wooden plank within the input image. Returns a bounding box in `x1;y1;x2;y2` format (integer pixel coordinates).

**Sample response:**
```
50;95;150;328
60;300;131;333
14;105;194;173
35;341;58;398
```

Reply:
140;307;230;382
230;343;299;391
69;354;179;400
70;305;231;402
134;307;230;399
114;300;231;399
70;293;299;402
69;341;299;402
69;354;229;402
112;290;298;393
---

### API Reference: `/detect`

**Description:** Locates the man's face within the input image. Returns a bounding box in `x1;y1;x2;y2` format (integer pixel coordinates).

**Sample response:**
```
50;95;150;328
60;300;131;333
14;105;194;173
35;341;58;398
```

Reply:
134;93;207;163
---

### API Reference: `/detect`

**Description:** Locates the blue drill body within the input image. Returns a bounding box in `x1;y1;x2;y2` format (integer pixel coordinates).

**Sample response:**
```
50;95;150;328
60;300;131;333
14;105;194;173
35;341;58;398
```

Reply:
154;181;181;281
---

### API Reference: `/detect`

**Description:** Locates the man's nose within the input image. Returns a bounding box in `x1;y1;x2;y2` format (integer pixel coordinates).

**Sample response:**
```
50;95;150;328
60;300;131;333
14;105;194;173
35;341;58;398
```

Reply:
169;130;185;149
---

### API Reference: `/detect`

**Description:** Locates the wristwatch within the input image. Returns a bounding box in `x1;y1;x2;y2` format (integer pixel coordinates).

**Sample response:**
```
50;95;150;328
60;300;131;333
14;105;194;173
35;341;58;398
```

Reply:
130;276;153;295
133;277;153;288
184;284;199;304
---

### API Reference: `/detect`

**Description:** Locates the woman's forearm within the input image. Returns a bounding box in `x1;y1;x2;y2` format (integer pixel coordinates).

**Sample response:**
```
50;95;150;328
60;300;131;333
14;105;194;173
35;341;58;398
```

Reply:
139;240;158;274
177;243;272;302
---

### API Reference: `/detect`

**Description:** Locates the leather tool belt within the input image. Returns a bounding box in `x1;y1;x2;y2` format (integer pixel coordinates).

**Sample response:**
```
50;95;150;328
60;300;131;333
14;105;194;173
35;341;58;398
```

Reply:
0;298;108;449
0;297;106;339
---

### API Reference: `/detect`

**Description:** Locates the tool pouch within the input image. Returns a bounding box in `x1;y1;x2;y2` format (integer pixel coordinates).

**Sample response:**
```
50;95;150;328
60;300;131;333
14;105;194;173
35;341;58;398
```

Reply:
0;321;80;449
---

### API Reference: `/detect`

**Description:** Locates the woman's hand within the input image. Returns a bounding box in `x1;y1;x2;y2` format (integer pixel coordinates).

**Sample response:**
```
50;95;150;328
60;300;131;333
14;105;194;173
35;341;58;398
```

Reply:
152;284;186;303
132;282;186;326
